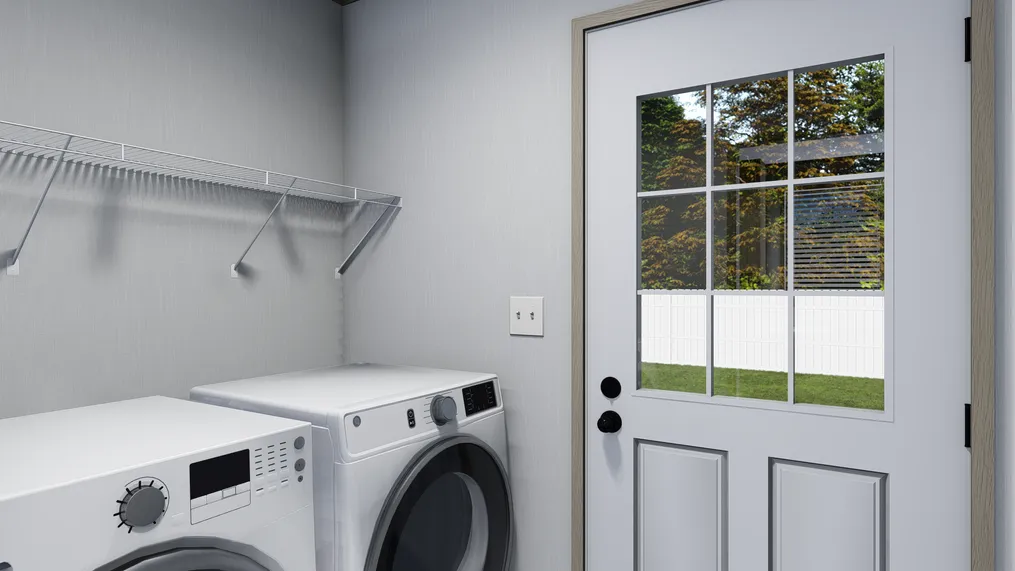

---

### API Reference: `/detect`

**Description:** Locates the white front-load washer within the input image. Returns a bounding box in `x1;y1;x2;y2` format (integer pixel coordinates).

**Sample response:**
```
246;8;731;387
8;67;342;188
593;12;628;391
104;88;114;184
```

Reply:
0;396;316;571
191;364;512;571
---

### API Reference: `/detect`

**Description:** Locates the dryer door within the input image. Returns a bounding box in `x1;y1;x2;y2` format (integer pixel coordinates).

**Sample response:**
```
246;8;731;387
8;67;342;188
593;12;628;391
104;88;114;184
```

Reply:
365;435;513;571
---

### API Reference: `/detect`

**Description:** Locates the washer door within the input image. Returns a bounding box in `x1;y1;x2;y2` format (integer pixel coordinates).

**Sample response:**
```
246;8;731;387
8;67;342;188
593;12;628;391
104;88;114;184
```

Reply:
109;549;267;571
365;435;513;571
95;539;280;571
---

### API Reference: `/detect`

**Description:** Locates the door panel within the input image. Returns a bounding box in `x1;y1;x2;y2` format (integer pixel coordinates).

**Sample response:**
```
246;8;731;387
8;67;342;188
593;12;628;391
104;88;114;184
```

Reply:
636;442;726;571
770;460;886;571
586;1;969;569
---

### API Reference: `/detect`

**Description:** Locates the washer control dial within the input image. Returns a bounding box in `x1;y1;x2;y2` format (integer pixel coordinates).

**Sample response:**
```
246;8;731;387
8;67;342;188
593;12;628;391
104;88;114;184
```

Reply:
431;395;458;426
115;479;168;533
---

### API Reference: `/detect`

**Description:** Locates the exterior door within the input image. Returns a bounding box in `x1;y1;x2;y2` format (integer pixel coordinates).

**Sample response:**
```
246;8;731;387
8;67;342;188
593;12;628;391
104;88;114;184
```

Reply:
585;1;970;570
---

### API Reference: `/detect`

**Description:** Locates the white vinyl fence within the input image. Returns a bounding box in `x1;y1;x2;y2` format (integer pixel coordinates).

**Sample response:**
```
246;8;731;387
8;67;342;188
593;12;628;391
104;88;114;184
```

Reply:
641;294;884;379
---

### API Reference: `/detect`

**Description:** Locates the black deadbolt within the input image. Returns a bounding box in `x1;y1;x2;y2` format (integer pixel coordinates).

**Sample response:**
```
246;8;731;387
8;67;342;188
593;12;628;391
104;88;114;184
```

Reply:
600;376;621;399
597;410;622;434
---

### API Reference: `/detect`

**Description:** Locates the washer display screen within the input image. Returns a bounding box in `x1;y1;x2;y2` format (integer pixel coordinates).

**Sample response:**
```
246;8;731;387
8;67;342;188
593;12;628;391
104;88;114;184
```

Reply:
189;449;250;499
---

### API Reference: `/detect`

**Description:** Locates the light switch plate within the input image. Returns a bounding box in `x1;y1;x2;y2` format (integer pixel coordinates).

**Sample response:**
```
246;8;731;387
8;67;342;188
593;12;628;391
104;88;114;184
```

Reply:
510;296;544;336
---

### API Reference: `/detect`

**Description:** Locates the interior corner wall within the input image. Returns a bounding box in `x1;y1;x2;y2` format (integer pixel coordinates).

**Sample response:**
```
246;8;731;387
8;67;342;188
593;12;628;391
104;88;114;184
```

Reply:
339;1;630;569
0;0;347;419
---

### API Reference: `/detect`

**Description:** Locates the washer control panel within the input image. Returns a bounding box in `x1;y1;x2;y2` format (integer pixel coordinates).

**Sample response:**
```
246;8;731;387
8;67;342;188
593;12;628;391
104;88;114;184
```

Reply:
189;449;251;524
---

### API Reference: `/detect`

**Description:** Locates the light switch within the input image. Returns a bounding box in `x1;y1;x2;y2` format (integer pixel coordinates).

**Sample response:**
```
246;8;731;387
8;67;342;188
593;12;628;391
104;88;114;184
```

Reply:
510;296;544;337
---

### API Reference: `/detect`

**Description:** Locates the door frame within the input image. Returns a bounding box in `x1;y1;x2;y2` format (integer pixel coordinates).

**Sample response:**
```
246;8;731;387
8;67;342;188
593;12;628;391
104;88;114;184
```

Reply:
569;1;996;570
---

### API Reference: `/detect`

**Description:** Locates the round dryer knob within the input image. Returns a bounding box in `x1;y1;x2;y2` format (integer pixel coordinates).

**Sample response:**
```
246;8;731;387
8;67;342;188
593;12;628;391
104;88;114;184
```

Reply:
115;479;167;532
431;395;458;426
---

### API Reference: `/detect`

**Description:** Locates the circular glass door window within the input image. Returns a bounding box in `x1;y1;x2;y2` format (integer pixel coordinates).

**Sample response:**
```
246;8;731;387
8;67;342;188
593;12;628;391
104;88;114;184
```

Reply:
367;435;512;571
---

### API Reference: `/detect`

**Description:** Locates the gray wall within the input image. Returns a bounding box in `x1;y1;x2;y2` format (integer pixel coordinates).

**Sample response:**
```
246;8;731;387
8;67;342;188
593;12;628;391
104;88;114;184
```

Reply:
0;0;347;418
340;1;627;569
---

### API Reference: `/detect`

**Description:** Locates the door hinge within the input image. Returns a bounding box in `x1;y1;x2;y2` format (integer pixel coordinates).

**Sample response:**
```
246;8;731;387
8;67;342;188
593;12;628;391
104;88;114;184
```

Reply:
965;403;972;448
964;16;972;62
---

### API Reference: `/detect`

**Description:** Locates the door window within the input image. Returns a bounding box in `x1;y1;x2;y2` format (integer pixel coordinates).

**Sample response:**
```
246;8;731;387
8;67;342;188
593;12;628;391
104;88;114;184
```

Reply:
638;57;886;412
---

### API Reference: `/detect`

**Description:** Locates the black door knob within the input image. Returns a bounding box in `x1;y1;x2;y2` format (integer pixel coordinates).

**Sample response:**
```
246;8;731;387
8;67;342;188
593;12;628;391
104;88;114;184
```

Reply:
597;410;622;434
600;377;621;399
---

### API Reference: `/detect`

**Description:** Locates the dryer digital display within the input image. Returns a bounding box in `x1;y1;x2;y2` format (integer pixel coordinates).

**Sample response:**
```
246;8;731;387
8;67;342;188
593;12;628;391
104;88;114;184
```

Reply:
462;381;497;416
190;449;250;499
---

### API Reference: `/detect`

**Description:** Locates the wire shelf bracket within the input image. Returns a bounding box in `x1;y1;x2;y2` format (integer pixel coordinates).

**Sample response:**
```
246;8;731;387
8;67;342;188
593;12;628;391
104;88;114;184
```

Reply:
337;195;402;276
0;119;402;278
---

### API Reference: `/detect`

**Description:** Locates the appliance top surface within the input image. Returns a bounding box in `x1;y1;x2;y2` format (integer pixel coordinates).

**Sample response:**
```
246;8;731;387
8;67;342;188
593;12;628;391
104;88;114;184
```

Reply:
0;396;307;501
191;364;497;419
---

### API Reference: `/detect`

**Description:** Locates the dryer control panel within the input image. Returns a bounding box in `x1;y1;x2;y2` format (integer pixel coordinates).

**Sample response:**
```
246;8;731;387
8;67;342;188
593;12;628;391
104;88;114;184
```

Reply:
343;377;502;459
463;380;498;416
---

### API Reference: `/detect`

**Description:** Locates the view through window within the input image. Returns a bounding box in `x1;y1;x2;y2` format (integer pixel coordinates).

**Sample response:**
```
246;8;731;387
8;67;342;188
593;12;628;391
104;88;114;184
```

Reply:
637;57;886;411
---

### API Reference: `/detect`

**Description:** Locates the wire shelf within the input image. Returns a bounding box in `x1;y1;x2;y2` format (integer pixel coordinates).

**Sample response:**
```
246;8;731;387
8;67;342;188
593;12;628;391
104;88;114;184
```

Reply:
0;119;401;277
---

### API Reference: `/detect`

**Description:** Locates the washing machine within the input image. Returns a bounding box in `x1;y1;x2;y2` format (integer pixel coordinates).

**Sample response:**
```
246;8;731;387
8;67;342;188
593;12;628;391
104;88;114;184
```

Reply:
191;364;512;571
0;396;316;571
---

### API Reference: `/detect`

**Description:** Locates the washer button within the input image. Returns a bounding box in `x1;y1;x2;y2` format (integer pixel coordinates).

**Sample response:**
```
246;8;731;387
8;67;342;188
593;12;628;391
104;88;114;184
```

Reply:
205;490;223;504
237;482;251;493
222;486;236;498
295;458;306;472
294;436;306;450
190;496;206;509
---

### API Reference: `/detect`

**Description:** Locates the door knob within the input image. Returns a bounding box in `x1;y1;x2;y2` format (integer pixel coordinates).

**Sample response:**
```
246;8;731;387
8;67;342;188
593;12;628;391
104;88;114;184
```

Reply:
600;376;621;399
597;410;622;434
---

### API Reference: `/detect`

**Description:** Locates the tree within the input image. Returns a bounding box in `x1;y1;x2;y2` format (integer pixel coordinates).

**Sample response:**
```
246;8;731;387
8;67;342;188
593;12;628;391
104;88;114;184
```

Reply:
794;60;885;178
640;95;707;191
713;76;789;185
641;194;706;289
640;60;885;291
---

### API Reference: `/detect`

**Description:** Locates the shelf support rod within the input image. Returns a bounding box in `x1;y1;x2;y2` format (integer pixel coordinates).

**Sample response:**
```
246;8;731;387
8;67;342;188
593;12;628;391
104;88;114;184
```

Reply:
338;196;401;276
231;180;297;277
4;136;72;272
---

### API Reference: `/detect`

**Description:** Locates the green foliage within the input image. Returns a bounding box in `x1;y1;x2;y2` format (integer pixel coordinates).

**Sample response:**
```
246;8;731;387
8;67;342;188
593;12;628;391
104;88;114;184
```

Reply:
713;76;789;184
641;195;706;289
640;59;885;291
794;60;885;177
640;95;707;191
713;187;787;290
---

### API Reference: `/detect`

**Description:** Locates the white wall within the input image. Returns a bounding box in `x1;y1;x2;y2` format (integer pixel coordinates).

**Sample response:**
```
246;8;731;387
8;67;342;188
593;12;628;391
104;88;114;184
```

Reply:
340;0;630;569
0;0;348;418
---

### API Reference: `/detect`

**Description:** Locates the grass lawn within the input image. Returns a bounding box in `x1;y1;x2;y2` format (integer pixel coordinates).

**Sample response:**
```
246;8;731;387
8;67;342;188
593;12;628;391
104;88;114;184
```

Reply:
640;362;884;411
